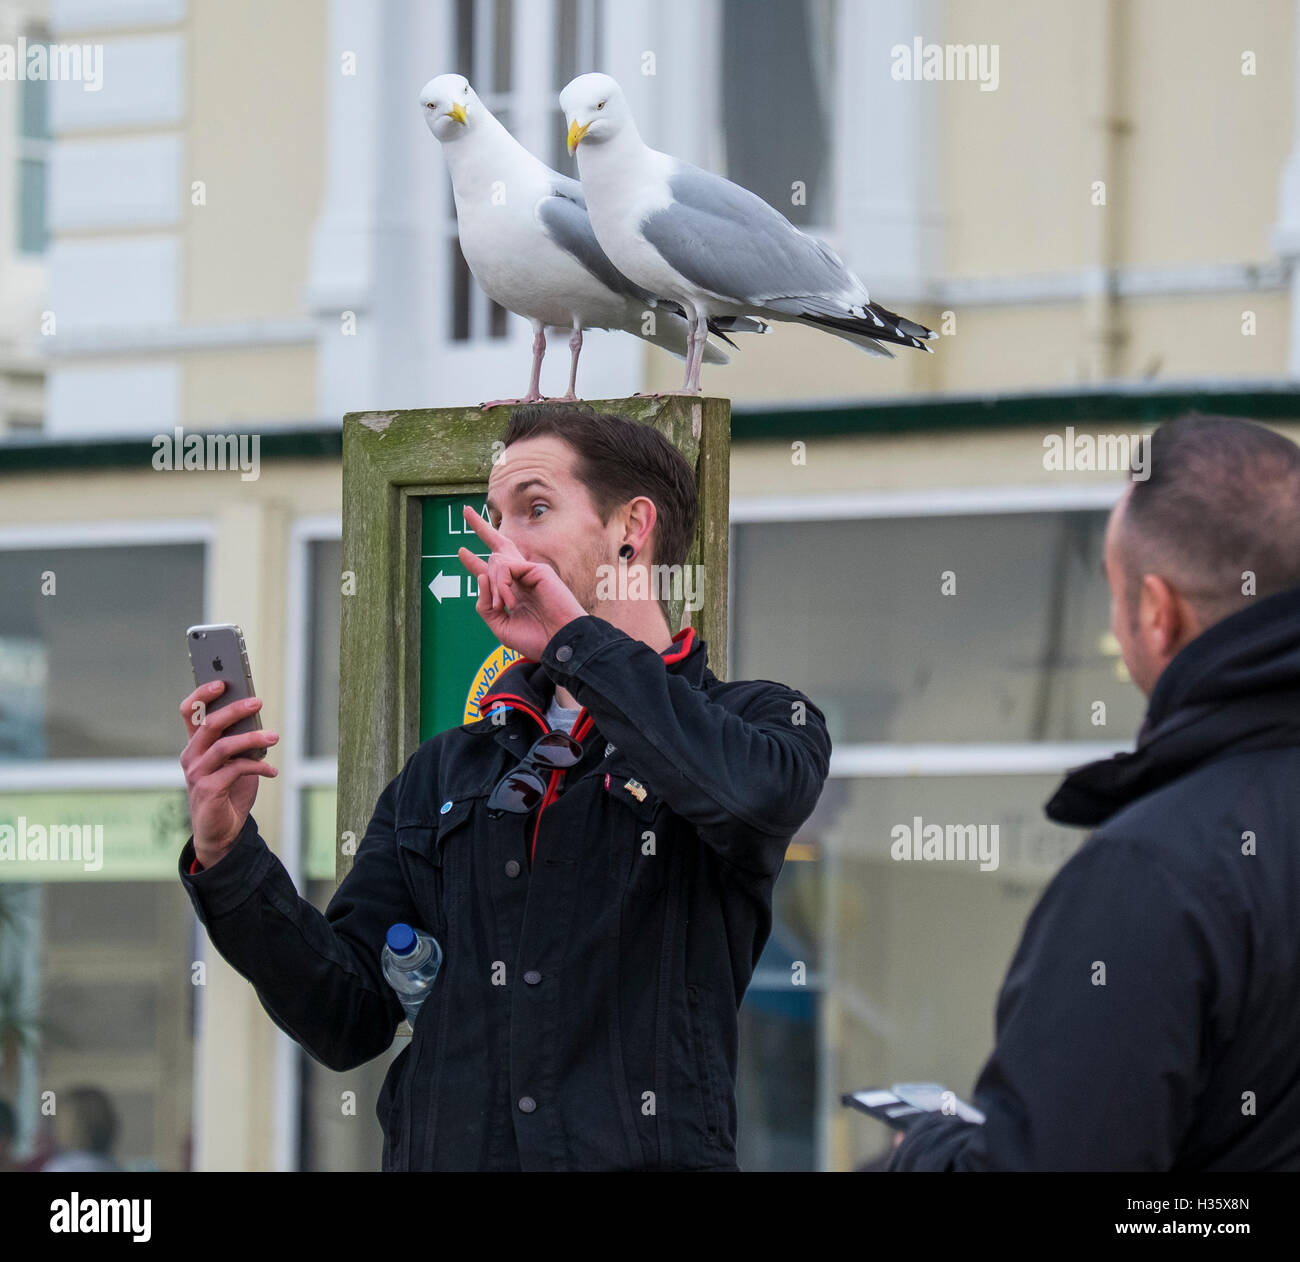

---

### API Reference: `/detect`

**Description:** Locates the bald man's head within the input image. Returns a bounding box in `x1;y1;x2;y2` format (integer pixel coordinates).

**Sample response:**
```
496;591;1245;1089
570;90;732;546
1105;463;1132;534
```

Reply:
1121;415;1300;625
1104;414;1300;695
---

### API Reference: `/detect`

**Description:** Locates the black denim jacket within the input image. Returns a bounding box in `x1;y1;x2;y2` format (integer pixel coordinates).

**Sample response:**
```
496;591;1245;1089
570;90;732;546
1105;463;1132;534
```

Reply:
179;614;832;1170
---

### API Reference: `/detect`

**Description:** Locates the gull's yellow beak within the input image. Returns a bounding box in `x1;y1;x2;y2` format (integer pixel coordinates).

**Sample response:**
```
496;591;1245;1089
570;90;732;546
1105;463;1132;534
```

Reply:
567;118;590;155
449;102;468;125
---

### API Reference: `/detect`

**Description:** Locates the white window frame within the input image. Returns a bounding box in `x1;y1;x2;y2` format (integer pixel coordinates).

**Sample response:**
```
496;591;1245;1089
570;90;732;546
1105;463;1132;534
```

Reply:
274;512;341;1171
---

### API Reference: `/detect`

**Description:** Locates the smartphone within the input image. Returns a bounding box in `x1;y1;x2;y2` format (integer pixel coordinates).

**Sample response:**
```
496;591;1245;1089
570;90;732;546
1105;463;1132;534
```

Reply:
841;1082;986;1131
186;623;264;756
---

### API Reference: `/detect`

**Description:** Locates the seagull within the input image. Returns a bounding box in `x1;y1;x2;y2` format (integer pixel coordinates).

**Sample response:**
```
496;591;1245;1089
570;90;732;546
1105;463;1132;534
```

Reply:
419;74;759;408
560;71;938;395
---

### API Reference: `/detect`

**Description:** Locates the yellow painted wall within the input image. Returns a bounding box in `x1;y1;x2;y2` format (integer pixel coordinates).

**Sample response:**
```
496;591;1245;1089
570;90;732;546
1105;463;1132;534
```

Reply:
184;0;325;323
182;346;318;426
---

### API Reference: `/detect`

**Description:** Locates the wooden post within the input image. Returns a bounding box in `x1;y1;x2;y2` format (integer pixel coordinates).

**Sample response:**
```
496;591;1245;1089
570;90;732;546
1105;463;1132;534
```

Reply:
336;396;730;885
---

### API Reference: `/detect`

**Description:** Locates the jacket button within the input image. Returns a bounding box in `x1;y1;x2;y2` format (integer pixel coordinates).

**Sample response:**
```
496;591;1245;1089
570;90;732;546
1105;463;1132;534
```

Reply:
505;859;521;878
518;1096;536;1113
555;645;573;662
523;970;541;985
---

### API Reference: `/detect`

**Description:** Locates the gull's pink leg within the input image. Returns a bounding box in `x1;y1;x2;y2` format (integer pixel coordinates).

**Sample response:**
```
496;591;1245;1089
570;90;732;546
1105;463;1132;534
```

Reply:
556;320;583;401
634;313;707;398
682;311;707;394
480;322;549;409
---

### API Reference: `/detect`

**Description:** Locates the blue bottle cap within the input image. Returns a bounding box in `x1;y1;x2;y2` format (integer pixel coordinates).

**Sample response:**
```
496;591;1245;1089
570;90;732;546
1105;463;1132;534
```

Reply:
386;923;417;955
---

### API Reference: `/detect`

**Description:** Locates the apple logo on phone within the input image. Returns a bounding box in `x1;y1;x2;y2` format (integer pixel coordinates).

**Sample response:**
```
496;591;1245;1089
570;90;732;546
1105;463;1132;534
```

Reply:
212;657;224;672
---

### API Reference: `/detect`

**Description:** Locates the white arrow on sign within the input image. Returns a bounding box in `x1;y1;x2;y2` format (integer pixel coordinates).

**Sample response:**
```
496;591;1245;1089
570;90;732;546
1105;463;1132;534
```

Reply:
428;571;461;603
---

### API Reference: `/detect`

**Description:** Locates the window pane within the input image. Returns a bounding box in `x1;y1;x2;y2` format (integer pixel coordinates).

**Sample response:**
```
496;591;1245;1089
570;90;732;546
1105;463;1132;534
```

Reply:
819;773;1085;1169
555;0;578;100
0;545;205;759
297;877;403;1170
492;0;513;94
456;0;474;78
550;0;580;174
450;238;471;341
11;878;197;1170
738;985;818;1171
592;0;604;72
548;106;576;178
738;849;820;1170
18;157;48;255
297;784;399;1170
19;70;47;139
305;539;342;758
721;0;829;226
489;297;509;339
733;513;1144;745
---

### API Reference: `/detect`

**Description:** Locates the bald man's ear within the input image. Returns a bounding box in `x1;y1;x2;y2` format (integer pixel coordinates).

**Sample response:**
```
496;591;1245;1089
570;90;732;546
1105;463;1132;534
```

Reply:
1137;572;1198;657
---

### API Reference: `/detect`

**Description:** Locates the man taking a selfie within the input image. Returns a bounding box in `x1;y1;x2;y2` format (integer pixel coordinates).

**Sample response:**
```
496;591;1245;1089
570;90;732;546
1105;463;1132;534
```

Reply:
177;404;832;1171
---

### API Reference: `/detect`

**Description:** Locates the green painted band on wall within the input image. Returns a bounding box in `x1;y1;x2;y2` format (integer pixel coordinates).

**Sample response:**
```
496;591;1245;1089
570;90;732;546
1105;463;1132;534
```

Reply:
5;386;1299;474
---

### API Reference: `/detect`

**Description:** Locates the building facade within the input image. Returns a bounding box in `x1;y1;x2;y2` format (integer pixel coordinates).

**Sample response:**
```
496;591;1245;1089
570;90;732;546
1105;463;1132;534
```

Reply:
2;0;1299;1170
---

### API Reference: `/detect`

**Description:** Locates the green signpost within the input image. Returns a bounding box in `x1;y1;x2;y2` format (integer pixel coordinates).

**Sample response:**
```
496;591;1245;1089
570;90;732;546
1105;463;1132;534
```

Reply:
418;492;523;739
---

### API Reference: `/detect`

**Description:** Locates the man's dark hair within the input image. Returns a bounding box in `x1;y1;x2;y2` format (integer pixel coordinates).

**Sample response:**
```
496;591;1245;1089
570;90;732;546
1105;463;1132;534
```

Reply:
0;1097;15;1141
500;405;699;625
1122;413;1300;627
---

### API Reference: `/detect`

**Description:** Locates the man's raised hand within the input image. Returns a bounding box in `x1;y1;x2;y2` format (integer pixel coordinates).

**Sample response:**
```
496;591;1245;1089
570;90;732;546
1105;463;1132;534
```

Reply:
456;505;586;659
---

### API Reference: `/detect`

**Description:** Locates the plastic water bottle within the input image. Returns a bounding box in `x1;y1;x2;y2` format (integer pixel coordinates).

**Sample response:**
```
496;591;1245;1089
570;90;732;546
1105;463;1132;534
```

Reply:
381;923;443;1027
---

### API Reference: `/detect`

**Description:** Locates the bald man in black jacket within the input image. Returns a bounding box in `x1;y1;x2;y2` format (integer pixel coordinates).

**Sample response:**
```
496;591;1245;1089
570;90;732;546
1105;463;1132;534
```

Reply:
893;414;1300;1171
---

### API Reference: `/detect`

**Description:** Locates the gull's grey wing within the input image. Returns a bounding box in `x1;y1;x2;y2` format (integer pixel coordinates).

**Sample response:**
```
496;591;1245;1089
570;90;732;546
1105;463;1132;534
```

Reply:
548;171;587;207
537;182;657;305
641;163;864;310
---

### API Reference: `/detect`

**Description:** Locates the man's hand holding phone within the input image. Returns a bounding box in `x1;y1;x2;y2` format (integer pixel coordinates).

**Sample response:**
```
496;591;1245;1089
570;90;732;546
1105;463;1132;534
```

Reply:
179;680;279;868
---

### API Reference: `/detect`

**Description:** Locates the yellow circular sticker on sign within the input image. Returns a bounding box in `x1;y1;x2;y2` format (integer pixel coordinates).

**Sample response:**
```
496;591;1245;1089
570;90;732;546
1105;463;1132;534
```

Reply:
463;644;525;723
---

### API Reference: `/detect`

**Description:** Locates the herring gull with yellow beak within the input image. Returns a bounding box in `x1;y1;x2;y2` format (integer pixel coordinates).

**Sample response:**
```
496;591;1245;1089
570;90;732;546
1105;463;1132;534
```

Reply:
560;71;936;395
420;73;758;407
